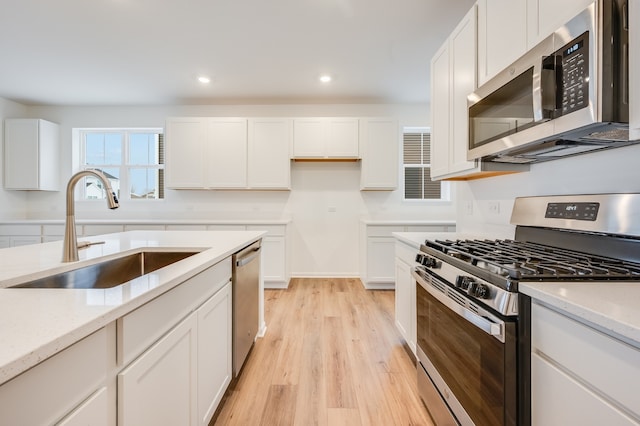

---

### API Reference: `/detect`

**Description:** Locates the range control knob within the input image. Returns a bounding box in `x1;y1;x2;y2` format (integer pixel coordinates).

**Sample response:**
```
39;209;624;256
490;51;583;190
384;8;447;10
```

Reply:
455;275;474;290
474;284;490;299
416;254;440;268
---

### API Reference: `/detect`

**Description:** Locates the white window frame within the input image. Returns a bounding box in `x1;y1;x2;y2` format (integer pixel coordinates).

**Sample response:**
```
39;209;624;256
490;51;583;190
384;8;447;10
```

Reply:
402;127;450;202
77;128;164;202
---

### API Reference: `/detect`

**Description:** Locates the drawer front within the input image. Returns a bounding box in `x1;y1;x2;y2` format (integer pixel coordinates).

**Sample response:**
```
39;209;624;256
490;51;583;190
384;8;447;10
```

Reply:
118;258;231;367
0;224;41;236
42;224;82;236
246;224;285;236
395;240;417;266
532;302;640;418
206;225;246;231
123;224;166;231
0;328;109;425
367;225;405;237
83;225;125;236
532;353;638;426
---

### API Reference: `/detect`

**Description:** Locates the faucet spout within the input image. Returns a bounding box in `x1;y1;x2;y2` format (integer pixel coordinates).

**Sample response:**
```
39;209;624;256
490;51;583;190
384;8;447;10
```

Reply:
63;169;119;262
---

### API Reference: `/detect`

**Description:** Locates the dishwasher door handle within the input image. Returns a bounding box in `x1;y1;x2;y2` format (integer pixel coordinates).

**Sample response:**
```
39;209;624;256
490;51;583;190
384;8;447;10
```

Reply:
236;247;261;267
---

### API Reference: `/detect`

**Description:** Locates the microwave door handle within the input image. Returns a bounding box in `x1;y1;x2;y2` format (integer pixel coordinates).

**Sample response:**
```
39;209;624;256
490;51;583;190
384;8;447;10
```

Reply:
532;62;544;122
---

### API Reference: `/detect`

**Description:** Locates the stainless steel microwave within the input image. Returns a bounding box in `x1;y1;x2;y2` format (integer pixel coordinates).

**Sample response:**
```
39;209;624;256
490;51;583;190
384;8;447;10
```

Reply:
467;0;633;164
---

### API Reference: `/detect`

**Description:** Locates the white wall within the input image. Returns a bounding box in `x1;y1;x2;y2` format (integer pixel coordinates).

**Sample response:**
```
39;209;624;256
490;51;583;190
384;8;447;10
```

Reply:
0;98;29;219
14;102;456;276
455;143;640;238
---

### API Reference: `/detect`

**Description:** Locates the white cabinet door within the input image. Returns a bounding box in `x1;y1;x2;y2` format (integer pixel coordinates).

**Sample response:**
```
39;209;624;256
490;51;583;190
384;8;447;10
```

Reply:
165;117;206;188
532;353;639;426
326;118;359;158
197;282;232;426
477;0;527;86
631;0;640;140
206;118;248;188
394;257;413;351
366;237;396;284
429;40;452;180
118;312;198;426
293;118;326;157
248;118;291;189
430;5;482;180
4;118;59;191
360;118;398;190
293;118;359;158
527;0;594;48
57;387;109;426
261;236;286;283
449;6;478;174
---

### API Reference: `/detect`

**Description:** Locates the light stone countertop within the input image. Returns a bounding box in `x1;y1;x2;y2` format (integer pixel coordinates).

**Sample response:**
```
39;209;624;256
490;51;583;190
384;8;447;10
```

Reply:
0;230;265;385
0;218;292;226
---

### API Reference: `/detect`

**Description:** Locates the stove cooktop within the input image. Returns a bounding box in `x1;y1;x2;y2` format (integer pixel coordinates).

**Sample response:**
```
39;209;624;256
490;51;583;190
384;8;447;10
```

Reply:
423;239;640;282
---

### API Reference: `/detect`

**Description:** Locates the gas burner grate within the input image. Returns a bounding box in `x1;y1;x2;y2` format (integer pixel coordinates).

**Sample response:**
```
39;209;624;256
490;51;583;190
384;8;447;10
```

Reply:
425;238;640;281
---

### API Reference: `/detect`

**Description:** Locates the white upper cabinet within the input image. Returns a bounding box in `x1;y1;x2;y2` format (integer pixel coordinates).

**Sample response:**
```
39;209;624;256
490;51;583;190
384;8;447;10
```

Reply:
360;118;398;190
430;5;481;180
165;117;207;189
247;118;292;189
430;41;452;179
206;118;248;189
4;118;60;191
165;117;290;190
292;117;359;159
477;0;527;86
631;0;640;140
527;0;595;48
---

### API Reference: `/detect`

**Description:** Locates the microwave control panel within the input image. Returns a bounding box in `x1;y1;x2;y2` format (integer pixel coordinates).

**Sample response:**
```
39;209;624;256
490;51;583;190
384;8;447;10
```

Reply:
558;32;589;116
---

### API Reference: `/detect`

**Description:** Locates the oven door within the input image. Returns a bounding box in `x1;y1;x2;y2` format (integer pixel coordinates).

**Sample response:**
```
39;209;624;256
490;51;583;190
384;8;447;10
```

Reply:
413;269;517;426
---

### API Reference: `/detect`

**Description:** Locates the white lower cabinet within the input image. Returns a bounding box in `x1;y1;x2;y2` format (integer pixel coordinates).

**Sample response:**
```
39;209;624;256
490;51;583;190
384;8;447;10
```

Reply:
531;302;640;425
118;312;199;426
247;224;290;289
360;223;455;289
197;282;232;425
117;259;233;426
0;327;113;425
394;240;418;355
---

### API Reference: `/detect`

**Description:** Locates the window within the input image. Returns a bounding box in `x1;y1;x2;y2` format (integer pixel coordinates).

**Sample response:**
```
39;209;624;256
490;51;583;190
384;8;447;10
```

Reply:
403;128;442;200
79;129;164;201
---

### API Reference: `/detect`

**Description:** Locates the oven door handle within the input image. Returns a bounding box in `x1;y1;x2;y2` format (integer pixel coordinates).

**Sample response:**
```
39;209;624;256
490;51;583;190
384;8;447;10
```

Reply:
413;269;506;343
463;310;502;337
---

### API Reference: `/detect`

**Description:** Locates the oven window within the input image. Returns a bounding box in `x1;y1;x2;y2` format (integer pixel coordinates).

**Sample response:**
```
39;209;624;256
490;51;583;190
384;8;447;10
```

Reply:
417;283;515;425
469;67;536;149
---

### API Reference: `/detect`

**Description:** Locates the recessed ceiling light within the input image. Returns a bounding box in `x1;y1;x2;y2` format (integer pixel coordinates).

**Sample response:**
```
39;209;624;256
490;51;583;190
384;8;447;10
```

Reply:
319;74;332;83
198;76;211;84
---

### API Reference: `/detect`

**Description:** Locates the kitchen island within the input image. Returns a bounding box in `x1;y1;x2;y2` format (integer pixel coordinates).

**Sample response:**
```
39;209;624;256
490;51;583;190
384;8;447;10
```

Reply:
0;230;265;425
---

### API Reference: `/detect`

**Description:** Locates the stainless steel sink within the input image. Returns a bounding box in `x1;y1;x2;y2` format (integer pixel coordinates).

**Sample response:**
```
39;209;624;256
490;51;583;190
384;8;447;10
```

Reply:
11;251;198;289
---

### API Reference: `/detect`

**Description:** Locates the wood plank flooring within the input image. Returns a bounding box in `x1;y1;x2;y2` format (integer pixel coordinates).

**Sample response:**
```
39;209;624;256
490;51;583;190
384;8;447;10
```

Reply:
213;278;434;426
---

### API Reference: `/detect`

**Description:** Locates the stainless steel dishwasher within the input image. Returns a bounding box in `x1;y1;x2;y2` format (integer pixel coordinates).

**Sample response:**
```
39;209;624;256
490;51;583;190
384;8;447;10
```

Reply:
232;239;261;377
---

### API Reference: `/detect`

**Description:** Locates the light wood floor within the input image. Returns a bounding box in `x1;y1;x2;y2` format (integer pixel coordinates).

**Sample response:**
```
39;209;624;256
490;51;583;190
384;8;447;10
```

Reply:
213;278;435;426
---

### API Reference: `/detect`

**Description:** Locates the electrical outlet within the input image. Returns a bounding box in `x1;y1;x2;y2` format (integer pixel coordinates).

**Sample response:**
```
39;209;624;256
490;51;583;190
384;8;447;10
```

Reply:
488;201;500;214
465;201;473;215
328;206;337;212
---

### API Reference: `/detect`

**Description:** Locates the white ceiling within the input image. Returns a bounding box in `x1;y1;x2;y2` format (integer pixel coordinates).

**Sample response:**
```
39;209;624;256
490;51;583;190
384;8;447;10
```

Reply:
0;0;475;106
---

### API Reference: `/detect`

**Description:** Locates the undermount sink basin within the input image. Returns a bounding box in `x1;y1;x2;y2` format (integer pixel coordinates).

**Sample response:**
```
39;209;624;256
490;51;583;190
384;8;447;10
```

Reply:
11;251;199;289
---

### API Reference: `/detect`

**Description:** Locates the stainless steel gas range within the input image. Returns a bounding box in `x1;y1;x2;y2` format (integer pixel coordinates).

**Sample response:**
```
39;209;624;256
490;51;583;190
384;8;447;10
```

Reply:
413;194;640;426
